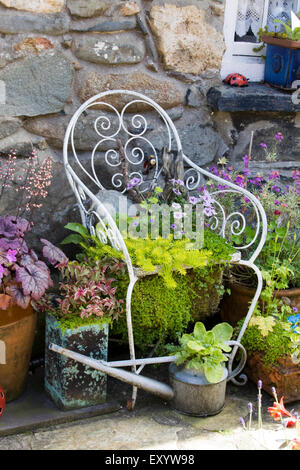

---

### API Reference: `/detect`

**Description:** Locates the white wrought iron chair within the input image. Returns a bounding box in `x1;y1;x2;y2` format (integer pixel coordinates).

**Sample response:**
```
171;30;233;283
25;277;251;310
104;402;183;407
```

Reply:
50;90;268;408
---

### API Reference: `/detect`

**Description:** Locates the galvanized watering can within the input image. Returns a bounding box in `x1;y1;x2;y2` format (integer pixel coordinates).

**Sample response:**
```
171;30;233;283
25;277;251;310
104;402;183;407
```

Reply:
50;340;246;416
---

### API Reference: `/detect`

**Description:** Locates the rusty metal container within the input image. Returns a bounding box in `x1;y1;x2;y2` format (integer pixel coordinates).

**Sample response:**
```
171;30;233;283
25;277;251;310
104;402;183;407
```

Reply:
169;363;228;417
45;313;109;410
0;302;37;402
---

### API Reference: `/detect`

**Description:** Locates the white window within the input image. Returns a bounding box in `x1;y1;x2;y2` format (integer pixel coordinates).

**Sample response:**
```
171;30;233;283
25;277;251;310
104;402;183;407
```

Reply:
221;0;300;82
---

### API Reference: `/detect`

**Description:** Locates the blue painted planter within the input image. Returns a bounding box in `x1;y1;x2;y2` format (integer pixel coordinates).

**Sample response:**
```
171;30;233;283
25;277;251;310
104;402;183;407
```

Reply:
263;36;300;90
45;313;109;410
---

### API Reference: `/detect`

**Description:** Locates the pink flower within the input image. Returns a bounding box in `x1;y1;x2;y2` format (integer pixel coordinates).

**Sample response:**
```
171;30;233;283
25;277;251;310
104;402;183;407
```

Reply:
269;171;280;181
6;249;17;263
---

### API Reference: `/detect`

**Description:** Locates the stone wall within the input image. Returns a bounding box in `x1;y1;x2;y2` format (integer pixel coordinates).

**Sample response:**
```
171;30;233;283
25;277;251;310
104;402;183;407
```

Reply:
0;0;299;247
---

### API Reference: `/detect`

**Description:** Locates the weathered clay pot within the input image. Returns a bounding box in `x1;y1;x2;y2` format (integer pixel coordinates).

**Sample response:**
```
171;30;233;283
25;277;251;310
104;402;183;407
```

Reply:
0;299;37;402
245;351;300;403
220;281;300;326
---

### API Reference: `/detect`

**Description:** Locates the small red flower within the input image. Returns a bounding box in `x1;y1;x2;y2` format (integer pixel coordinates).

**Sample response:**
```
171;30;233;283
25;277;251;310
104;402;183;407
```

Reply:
274;210;281;216
283;416;298;428
290;436;300;450
268;397;291;421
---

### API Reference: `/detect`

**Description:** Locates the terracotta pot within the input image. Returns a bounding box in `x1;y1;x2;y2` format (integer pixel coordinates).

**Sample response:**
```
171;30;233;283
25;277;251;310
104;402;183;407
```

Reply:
220;281;300;326
262;35;300;49
245;351;300;403
0;299;37;402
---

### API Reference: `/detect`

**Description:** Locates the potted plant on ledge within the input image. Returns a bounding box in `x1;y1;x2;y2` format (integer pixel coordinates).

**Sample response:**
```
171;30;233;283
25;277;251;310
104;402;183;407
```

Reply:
0;150;57;402
256;11;300;89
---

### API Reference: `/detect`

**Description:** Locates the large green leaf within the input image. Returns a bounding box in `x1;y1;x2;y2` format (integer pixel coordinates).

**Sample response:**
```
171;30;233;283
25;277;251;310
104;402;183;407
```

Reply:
64;223;90;239
203;361;224;384
187;340;205;354
186;358;203;371
204;330;215;345
193;322;206;340
212;322;233;343
61;233;84;246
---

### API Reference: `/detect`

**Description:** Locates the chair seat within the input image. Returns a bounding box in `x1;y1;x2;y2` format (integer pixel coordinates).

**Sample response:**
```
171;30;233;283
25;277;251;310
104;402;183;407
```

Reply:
133;251;241;278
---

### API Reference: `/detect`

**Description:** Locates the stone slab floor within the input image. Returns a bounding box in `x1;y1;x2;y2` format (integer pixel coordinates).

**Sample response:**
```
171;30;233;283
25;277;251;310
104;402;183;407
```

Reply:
1;363;299;451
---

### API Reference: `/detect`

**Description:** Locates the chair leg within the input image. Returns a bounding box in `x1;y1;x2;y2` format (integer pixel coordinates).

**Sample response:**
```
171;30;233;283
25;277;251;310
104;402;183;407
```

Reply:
125;276;138;409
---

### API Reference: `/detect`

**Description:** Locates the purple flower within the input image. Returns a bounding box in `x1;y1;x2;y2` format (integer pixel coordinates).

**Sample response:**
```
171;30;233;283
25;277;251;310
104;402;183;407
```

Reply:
258;380;262;390
174;212;185;219
189;196;199;205
249;176;264;187
217;184;228;191
274;132;284;143
239;417;246;430
293;307;298;313
0;264;4;279
274;200;281;206
170;224;177;230
272;185;281;193
172;188;181;196
176;179;184;187
6;249;18;263
204;206;216;217
127;177;141;189
268;171;280;181
132;221;139;227
260;142;267;149
243;154;250;167
209;166;219;176
234;174;246;188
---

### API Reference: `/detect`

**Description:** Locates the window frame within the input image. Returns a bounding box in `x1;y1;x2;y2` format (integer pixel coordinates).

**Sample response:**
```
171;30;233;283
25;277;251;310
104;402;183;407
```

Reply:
221;0;300;82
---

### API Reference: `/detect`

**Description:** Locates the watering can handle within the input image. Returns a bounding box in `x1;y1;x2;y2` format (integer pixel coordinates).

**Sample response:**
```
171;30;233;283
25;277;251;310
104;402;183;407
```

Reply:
225;340;247;382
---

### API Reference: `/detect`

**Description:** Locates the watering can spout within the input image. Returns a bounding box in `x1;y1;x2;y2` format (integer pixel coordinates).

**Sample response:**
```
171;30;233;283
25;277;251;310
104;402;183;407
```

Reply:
49;343;175;401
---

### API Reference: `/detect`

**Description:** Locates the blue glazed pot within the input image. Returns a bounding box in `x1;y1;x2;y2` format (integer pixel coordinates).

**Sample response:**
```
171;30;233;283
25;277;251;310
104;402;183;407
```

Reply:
45;313;109;410
263;36;300;90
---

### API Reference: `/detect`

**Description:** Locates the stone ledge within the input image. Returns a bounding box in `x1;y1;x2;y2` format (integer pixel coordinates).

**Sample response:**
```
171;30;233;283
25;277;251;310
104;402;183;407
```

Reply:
207;83;300;112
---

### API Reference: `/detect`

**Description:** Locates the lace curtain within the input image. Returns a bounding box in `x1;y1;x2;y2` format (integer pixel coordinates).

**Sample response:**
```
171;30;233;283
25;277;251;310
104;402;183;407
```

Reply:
235;0;297;39
267;0;298;31
235;0;264;38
